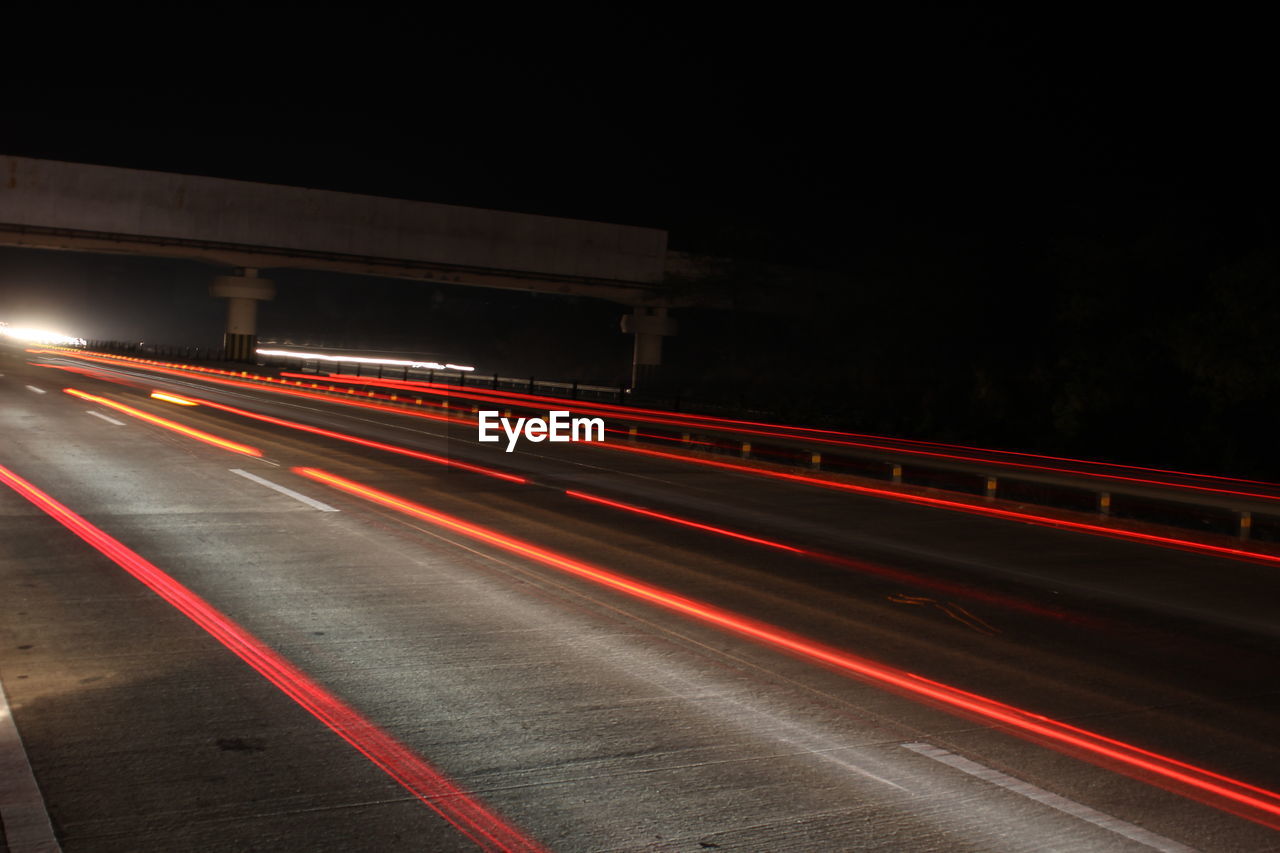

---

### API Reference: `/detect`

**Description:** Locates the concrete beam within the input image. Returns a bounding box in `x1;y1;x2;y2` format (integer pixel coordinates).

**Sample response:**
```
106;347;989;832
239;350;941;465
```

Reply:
0;223;681;306
0;154;673;304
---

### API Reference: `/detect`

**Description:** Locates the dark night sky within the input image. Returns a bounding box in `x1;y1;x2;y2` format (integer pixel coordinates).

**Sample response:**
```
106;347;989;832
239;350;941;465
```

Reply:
2;7;1278;476
5;7;1273;266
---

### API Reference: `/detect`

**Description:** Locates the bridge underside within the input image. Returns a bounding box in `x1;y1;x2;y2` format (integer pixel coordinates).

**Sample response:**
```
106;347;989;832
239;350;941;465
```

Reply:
0;223;675;305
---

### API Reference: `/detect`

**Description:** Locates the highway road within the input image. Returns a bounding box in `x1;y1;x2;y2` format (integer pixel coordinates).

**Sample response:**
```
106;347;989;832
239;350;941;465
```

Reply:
2;346;1279;851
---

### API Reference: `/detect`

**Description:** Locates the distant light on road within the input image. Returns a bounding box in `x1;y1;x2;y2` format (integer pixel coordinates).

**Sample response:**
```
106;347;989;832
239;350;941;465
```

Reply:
0;323;85;346
256;348;475;372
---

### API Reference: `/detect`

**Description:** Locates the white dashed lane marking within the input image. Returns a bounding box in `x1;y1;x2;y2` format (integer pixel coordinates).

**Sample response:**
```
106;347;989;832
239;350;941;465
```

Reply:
229;468;339;511
85;410;125;426
901;743;1195;852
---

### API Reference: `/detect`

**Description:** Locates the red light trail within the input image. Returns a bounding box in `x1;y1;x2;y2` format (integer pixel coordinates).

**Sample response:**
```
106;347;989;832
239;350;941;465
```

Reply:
154;391;526;484
43;350;1280;495
63;388;263;457
0;462;545;852
294;466;1280;830
564;490;1075;621
44;352;470;427
116;383;1075;622
564;489;805;553
40;351;1280;565
611;445;1280;567
277;371;1280;501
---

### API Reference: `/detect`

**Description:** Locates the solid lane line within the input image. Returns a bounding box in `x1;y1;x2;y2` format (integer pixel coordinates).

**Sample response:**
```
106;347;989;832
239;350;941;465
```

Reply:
900;742;1195;853
229;468;340;511
0;676;62;853
0;462;542;852
85;410;126;426
24;385;46;394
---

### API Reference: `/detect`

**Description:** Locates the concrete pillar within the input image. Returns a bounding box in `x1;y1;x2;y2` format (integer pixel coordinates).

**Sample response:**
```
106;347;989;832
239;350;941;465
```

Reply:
621;306;677;389
210;269;274;362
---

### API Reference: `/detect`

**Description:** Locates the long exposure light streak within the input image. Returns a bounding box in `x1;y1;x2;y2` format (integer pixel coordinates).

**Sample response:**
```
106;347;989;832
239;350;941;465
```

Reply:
564;489;1075;622
39;349;1280;493
63;388;262;457
163;392;526;484
47;353;467;426
288;371;1280;490
0;463;544;853
33;361;143;387
612;445;1280;567
40;351;1280;564
257;348;475;372
294;466;1280;829
564;490;805;552
279;372;1280;503
128;381;1072;621
150;391;198;405
39;349;1268;496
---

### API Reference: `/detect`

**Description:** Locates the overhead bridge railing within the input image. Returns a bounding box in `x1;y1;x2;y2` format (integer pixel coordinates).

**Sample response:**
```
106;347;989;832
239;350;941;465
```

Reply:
42;347;1280;548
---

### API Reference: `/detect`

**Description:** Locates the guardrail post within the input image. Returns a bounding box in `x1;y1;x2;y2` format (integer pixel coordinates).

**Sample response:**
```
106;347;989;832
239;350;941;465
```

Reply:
1239;511;1252;540
985;476;998;500
1098;492;1111;515
890;463;903;484
529;375;536;394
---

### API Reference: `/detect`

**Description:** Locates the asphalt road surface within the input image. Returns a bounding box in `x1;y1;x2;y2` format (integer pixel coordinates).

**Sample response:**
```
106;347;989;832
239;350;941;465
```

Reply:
2;346;1278;852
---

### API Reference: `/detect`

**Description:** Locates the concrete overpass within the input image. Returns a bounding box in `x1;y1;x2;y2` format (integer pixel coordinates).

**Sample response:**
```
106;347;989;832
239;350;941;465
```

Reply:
0;154;679;377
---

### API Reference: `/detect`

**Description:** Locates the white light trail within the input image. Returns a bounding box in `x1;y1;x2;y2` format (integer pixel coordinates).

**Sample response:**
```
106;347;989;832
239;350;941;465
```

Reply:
255;348;475;372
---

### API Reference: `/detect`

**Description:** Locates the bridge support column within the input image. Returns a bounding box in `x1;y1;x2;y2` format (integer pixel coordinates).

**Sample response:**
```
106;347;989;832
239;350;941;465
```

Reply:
210;269;274;362
621;306;677;389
